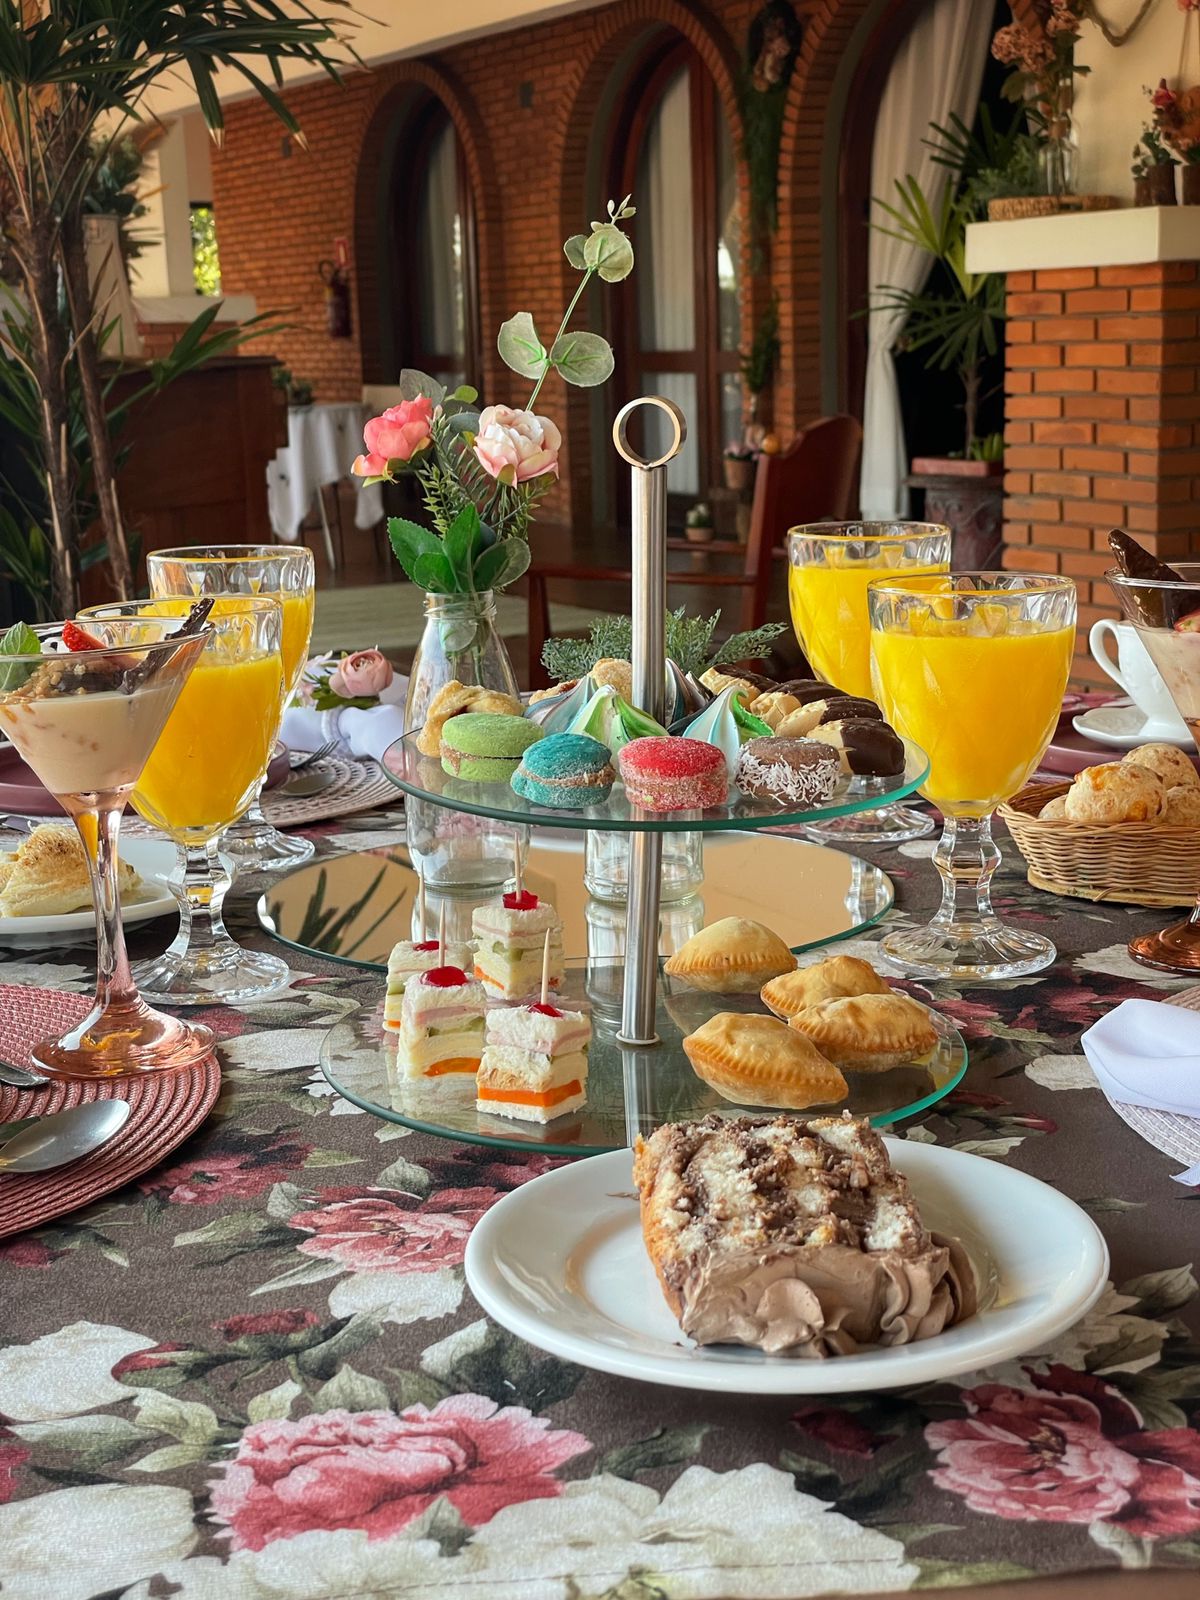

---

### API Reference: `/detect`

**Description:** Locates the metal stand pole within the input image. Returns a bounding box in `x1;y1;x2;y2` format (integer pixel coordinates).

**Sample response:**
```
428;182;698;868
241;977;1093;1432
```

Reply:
612;397;687;1048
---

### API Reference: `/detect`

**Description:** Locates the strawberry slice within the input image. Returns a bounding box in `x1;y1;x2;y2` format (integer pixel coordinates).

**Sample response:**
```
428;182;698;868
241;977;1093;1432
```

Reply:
62;621;104;652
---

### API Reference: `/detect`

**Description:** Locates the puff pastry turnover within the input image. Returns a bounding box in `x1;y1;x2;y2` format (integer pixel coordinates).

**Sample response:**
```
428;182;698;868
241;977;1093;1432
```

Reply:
788;993;939;1071
416;680;524;756
682;1012;847;1109
664;916;797;993
760;955;891;1019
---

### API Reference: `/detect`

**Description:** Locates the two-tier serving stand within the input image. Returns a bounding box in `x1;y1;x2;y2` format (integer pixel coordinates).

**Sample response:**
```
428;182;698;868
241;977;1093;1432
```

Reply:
321;399;964;1154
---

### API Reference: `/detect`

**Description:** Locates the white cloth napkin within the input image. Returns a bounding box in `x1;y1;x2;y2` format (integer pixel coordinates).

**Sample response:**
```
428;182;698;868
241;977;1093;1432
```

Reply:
1081;999;1200;1185
280;702;407;765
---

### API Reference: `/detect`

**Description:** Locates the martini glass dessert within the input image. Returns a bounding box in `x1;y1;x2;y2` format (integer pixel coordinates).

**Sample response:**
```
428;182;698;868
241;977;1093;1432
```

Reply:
1109;538;1200;971
0;614;214;1077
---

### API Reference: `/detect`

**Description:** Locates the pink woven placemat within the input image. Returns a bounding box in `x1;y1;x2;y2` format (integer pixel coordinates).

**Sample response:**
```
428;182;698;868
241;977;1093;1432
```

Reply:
0;985;221;1240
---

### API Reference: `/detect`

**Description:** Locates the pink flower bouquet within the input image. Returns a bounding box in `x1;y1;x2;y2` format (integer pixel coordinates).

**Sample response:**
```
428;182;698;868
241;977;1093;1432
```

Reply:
352;198;635;596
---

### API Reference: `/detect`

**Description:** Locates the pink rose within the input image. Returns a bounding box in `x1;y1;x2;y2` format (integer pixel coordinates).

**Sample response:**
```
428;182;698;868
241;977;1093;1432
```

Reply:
329;647;393;699
211;1397;591;1550
0;1239;61;1268
287;1186;498;1274
219;1310;320;1342
352;396;435;477
1154;79;1179;112
473;405;561;484
111;1342;187;1379
927;1365;1200;1537
141;1133;313;1206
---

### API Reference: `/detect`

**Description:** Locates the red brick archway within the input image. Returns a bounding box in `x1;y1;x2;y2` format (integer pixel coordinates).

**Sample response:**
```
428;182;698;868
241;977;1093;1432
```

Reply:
353;59;500;393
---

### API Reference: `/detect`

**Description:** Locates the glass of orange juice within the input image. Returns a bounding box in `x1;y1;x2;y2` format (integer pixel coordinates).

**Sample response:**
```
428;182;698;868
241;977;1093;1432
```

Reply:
787;522;950;843
146;546;316;872
868;572;1076;981
81;598;290;1005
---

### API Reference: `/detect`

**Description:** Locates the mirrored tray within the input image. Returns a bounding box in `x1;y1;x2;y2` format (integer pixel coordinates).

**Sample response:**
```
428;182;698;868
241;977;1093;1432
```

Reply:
319;960;967;1157
381;732;930;833
258;833;894;971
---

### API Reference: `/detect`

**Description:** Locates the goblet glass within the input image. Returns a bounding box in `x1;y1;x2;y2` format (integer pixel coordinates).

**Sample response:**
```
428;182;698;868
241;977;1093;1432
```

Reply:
868;572;1076;981
787;522;950;843
146;545;316;873
1109;562;1200;971
0;621;213;1077
82;598;290;1005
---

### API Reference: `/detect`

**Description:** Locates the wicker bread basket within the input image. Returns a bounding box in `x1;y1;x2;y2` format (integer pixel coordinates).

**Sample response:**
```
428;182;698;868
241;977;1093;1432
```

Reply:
987;194;1118;221
999;781;1200;907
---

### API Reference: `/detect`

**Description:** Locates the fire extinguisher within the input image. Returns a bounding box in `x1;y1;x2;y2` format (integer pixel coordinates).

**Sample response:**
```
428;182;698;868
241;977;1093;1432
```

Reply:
318;259;352;339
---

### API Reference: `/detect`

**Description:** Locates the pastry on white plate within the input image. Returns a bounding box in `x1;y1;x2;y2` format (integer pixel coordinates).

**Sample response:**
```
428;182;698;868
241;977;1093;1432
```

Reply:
0;824;141;918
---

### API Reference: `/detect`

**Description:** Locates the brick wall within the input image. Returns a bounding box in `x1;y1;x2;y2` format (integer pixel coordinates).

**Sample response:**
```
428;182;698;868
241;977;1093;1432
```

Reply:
209;0;898;528
1001;261;1200;684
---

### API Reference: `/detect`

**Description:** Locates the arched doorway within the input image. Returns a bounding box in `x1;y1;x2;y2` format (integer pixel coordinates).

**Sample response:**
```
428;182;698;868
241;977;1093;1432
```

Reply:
605;38;742;518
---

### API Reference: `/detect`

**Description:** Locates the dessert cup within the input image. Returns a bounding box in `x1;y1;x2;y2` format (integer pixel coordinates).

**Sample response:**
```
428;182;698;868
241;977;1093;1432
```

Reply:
146;545;316;874
868;572;1076;981
1109;563;1200;972
786;522;950;844
0;621;214;1077
81;598;291;1006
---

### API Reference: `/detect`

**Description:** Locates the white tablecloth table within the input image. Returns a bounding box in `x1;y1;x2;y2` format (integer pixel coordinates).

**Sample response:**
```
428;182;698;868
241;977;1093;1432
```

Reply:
266;402;384;568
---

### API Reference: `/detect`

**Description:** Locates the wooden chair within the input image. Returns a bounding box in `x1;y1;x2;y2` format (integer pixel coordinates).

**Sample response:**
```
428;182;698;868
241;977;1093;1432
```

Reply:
523;413;862;686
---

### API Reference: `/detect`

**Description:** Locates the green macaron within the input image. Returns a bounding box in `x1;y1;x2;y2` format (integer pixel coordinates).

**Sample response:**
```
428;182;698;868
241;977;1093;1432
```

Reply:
440;712;543;783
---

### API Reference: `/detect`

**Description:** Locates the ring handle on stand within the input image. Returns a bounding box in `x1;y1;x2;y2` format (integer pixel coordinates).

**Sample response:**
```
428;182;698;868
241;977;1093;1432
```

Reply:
612;395;688;471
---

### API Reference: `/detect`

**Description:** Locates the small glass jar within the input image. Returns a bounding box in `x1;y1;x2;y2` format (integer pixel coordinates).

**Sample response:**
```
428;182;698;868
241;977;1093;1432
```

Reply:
584;830;704;903
585;895;705;1020
406;810;528;895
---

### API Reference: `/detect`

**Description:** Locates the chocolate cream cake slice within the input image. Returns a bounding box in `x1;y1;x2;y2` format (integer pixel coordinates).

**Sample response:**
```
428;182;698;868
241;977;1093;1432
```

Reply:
633;1112;976;1357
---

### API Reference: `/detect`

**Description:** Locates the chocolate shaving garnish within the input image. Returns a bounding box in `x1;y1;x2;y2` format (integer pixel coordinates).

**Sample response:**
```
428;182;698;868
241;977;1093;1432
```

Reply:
1108;530;1200;629
128;598;215;688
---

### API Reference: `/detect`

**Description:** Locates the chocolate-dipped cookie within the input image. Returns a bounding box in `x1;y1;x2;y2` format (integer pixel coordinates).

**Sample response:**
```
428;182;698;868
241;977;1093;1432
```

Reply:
810;718;905;778
735;736;840;806
776;695;882;738
772;678;840;705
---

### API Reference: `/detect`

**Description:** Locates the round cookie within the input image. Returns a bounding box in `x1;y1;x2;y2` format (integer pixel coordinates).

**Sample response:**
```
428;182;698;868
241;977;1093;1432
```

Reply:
511;732;615;809
1164;784;1200;825
440;712;543;782
1064;761;1164;824
619;736;727;811
735;736;840;807
1123;743;1199;791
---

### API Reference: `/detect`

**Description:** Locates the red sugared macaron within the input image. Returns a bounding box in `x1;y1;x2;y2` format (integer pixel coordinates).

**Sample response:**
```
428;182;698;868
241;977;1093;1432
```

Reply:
618;736;727;812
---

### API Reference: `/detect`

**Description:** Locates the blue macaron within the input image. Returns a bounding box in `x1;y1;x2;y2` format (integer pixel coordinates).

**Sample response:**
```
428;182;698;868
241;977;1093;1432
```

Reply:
510;732;615;809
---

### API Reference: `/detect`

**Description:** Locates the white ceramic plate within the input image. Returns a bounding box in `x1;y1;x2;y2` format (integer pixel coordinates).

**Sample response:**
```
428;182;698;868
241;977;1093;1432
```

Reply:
0;834;177;943
465;1140;1109;1394
1073;704;1194;751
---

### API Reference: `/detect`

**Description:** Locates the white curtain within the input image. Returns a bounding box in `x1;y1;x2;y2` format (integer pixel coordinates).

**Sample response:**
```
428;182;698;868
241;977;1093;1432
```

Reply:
637;67;699;495
417;120;466;388
859;0;993;519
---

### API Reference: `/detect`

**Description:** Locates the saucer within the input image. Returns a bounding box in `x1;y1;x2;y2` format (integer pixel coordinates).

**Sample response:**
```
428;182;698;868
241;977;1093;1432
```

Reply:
1072;704;1193;752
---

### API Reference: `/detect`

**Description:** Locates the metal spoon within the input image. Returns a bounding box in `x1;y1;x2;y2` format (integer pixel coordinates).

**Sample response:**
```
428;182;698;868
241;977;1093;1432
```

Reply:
0;1060;50;1090
0;1100;131;1174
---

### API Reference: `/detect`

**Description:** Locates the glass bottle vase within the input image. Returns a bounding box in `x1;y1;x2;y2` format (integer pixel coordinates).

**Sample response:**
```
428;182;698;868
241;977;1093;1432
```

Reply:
405;589;524;894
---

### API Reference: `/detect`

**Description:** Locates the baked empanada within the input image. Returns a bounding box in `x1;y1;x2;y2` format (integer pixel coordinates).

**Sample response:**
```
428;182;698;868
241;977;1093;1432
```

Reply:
788;993;939;1071
682;1012;847;1109
760;955;891;1019
664;916;796;993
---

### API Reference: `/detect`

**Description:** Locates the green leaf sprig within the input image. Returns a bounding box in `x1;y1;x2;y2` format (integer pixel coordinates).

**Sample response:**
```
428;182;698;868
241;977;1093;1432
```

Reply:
0;619;43;693
541;608;787;684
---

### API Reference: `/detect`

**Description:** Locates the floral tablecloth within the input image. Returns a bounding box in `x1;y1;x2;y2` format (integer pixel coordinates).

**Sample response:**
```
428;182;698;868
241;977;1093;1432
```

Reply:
1;805;1199;1600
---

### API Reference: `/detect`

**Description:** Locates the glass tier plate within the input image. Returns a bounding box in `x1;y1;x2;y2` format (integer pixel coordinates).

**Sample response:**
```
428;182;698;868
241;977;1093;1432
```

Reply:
381;732;930;833
258;833;894;971
319;960;967;1157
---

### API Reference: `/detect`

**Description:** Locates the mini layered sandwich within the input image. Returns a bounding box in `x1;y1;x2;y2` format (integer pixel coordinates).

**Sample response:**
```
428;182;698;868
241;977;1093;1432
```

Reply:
476;1001;591;1122
471;890;564;1000
395;963;486;1080
383;937;474;1030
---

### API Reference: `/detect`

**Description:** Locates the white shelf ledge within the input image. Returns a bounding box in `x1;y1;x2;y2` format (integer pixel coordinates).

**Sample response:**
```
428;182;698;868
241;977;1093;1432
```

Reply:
965;207;1200;274
133;293;258;324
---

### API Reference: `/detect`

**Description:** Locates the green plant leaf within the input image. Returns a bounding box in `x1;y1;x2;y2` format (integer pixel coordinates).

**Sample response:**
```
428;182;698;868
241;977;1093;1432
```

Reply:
472;538;530;594
398;368;445;405
583;222;634;282
311;1363;390;1414
600;1424;711;1480
0;620;41;692
442;504;482;587
563;234;588;270
412;550;457;594
497;312;548;380
549;330;614;388
388;518;444;585
247;1379;303;1424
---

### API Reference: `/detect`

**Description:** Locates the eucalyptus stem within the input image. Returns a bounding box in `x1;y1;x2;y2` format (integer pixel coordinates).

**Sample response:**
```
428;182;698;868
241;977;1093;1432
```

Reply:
527;267;596;410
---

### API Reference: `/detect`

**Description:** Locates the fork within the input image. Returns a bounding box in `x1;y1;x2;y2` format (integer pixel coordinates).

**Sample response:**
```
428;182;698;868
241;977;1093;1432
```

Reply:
289;738;338;772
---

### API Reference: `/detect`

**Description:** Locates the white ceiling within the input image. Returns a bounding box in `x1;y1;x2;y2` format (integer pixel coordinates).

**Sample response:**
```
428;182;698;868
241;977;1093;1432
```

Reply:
142;0;612;119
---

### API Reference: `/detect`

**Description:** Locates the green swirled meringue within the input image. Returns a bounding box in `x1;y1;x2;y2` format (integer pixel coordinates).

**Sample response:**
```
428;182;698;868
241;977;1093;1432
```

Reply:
566;684;667;754
525;673;598;734
681;683;772;769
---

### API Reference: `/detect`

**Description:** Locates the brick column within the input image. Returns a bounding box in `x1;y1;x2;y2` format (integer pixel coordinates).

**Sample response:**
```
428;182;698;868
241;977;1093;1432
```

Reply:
1001;261;1200;685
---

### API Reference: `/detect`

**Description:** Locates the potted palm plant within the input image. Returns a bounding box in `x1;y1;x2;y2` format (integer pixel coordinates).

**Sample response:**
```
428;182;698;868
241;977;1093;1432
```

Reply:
0;0;352;615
